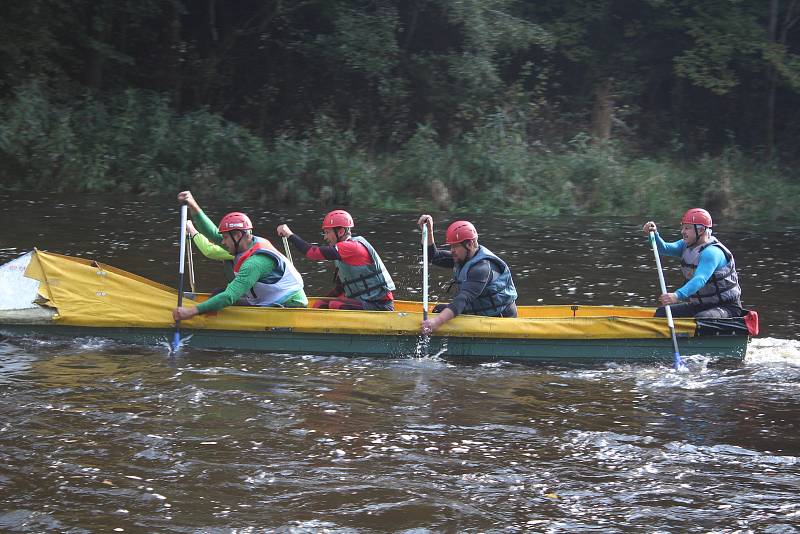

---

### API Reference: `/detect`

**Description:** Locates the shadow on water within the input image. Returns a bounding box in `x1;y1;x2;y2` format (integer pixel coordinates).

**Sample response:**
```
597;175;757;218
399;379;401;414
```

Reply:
1;192;799;531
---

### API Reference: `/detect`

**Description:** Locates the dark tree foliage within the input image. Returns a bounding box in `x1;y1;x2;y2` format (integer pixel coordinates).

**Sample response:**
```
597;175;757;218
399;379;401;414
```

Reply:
1;0;800;207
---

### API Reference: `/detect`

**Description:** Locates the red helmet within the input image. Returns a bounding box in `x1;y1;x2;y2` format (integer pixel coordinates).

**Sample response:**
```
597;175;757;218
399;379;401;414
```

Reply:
681;208;712;228
445;220;478;245
322;210;354;229
218;212;253;233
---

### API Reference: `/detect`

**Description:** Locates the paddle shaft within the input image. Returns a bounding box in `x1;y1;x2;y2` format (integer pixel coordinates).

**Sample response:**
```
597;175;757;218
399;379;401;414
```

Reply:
422;225;429;321
282;235;294;264
172;204;188;351
186;233;196;293
649;231;684;370
176;204;188;308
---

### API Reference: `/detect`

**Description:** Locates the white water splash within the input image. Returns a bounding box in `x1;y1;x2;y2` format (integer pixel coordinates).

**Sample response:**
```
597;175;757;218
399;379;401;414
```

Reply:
746;337;800;366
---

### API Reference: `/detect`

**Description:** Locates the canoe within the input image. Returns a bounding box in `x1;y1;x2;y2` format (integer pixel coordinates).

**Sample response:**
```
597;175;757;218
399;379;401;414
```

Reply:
0;250;758;363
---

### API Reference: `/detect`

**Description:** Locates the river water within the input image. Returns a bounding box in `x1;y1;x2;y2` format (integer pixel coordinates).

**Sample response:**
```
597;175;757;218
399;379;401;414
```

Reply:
0;192;798;532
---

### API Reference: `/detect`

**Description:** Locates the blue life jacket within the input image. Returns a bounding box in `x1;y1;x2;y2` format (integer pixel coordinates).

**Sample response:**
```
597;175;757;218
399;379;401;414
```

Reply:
453;246;517;316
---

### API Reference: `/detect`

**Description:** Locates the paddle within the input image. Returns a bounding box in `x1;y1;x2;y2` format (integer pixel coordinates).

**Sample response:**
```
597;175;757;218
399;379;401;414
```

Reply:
282;235;294;264
186;232;196;293
422;224;429;321
414;223;431;358
171;204;189;353
649;231;685;371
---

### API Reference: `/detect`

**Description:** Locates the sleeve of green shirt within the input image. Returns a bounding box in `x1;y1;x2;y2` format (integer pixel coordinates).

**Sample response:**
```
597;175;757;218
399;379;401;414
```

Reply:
192;209;224;245
191;232;234;261
196;254;277;313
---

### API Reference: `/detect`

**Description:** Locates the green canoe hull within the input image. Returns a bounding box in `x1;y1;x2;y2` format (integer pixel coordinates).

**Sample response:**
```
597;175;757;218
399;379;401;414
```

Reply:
0;323;748;363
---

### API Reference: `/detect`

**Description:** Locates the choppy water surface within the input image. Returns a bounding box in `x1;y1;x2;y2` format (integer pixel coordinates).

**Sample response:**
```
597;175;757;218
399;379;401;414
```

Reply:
1;192;799;532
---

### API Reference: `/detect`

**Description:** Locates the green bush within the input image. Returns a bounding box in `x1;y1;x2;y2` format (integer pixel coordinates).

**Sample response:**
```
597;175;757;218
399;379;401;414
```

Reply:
2;81;798;223
258;115;381;206
0;83;274;196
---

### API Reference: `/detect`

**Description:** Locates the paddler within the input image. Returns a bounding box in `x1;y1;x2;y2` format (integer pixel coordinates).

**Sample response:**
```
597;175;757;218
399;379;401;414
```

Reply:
276;210;396;311
172;191;307;321
643;208;743;318
417;215;518;334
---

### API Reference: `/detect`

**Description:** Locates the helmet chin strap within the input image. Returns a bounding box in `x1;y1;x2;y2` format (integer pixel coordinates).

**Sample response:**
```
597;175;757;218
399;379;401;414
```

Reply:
335;228;349;243
462;241;472;256
693;224;709;243
456;240;477;261
231;230;247;254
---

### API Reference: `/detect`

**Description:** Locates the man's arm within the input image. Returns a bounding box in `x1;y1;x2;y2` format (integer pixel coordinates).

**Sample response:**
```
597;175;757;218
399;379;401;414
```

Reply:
288;234;342;261
642;223;683;257
422;260;492;334
652;232;684;257
428;244;454;268
177;190;222;243
192;209;224;245
190;230;233;261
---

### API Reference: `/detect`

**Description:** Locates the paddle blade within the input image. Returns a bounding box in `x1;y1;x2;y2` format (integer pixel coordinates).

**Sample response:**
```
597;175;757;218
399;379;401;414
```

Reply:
673;352;686;372
171;330;181;353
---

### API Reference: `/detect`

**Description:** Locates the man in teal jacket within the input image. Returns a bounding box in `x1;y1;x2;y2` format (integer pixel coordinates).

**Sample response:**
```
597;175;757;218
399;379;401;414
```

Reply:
643;208;742;319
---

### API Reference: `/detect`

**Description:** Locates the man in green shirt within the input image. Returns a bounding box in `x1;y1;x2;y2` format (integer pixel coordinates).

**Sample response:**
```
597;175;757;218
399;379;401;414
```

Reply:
172;191;307;322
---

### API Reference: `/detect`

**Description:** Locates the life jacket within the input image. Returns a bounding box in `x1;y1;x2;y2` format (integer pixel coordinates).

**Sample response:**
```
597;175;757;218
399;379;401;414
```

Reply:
680;236;741;306
230;236;304;306
453;246;518;316
335;236;396;302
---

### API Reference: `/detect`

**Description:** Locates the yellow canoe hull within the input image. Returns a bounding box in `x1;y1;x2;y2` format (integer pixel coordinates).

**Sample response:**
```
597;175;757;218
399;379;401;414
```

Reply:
0;250;752;362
